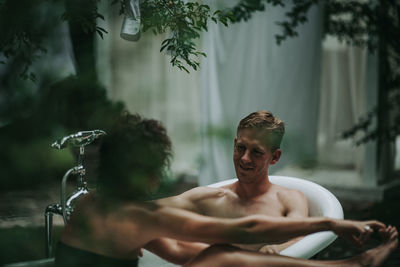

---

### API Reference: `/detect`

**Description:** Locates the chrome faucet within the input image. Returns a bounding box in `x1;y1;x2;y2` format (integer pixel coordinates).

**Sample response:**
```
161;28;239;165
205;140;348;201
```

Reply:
45;130;106;257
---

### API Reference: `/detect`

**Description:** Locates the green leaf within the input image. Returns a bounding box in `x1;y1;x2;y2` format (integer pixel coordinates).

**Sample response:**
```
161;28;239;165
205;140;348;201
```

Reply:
96;29;104;39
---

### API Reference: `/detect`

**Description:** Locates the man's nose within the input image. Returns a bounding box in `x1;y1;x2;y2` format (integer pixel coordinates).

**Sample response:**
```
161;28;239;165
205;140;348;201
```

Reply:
241;150;251;163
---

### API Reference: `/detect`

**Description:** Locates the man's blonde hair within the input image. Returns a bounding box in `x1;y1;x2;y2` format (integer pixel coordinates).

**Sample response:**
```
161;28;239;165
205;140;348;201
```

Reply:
237;110;285;150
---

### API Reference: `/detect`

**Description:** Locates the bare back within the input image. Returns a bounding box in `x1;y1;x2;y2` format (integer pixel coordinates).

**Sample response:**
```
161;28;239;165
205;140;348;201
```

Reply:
60;193;149;259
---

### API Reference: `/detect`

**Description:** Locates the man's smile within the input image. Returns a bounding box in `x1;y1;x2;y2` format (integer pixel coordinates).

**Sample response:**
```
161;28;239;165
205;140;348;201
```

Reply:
239;163;254;171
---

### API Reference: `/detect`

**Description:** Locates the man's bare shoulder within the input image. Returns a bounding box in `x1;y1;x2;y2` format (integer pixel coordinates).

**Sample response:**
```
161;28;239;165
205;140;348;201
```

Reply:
155;186;234;212
180;186;235;202
273;184;305;200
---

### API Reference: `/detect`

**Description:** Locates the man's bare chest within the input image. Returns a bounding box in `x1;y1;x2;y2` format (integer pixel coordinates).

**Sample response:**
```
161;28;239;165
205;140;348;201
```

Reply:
197;194;286;218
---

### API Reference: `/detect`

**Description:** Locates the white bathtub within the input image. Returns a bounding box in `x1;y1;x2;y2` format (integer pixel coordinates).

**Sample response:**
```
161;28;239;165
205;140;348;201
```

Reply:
208;176;344;259
140;175;344;266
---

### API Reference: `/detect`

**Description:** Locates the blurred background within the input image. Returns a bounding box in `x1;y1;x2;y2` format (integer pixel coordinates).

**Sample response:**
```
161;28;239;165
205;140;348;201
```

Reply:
0;0;399;265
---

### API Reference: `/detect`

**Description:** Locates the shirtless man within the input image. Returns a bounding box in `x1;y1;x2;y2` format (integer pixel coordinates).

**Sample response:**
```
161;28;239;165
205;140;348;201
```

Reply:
143;111;398;267
143;111;310;262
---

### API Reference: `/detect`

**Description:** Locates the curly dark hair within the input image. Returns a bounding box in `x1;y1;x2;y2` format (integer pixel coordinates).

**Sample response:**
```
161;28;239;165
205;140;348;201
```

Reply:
97;113;172;201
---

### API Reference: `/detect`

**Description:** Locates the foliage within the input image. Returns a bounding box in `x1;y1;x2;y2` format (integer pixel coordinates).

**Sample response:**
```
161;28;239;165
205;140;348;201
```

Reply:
0;0;106;81
113;0;321;72
228;0;320;44
0;0;58;81
0;138;74;191
0;0;321;76
1;0;398;145
324;1;400;145
38;75;125;131
112;0;235;72
141;1;231;72
62;0;106;38
0;75;125;190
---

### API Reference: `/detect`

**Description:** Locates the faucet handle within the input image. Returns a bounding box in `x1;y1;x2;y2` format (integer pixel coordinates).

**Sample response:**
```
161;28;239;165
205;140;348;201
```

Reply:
51;130;106;149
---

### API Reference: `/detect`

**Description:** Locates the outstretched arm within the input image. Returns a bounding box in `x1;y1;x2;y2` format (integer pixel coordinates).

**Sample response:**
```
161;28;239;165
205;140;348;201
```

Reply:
141;205;385;246
144;238;208;265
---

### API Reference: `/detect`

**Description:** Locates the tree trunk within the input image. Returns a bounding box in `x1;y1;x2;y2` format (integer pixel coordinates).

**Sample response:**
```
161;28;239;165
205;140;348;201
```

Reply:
64;0;98;82
376;1;394;185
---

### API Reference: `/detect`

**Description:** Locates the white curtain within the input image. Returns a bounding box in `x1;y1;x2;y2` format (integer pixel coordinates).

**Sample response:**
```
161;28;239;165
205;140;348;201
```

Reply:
97;4;202;178
318;36;367;173
199;1;324;185
98;1;371;186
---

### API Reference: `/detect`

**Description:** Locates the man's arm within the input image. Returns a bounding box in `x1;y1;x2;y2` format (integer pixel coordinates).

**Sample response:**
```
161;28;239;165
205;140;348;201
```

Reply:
140;205;382;246
144;238;208;265
259;189;309;254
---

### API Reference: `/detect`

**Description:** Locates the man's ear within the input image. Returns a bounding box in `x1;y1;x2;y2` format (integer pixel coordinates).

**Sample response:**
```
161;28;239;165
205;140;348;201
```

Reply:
270;149;282;165
234;137;237;146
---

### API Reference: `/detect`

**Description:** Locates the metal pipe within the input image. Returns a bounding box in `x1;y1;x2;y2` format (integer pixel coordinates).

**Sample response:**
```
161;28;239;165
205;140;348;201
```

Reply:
45;204;62;257
66;189;88;208
45;211;53;257
61;166;84;224
78;146;85;187
61;168;75;224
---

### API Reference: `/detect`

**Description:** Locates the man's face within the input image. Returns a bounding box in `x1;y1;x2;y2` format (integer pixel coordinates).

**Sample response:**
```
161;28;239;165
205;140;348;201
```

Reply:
233;129;281;183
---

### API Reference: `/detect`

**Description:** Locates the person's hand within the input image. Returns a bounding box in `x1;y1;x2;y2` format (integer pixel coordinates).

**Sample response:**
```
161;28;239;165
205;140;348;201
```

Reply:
259;244;280;255
331;219;386;247
378;225;398;243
